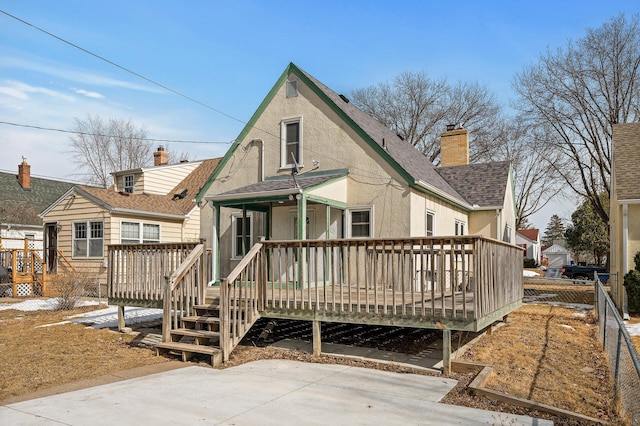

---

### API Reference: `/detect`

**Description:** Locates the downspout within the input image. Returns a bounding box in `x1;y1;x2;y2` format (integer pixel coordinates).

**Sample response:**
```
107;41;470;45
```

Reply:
211;204;218;284
496;209;501;241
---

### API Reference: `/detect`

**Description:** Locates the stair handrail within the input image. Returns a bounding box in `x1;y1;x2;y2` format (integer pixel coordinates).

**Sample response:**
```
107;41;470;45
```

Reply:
162;243;206;342
56;249;77;272
220;242;264;362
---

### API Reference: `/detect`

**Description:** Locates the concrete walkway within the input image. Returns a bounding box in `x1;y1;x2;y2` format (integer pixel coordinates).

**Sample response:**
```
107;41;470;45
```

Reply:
1;360;551;425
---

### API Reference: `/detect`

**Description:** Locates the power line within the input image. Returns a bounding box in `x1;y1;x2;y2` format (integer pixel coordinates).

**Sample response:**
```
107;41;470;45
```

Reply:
0;9;249;126
0;121;234;145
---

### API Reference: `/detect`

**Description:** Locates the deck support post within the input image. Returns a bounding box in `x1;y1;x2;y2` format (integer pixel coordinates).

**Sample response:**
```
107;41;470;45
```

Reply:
117;305;125;332
312;320;321;356
442;329;451;376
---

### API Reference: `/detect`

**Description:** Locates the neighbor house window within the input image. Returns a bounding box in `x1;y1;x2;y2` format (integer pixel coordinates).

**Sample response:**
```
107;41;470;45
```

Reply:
281;117;302;168
73;221;104;258
504;225;512;243
426;210;435;237
349;208;372;238
121;222;160;244
123;175;134;193
455;220;465;236
232;213;252;258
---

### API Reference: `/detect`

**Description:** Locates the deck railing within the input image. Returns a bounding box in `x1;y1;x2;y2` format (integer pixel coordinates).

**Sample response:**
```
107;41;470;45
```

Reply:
220;242;264;361
162;244;207;342
107;242;200;304
260;236;522;326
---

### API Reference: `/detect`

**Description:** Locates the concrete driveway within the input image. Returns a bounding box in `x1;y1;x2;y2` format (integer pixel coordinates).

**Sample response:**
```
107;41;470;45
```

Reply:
1;360;551;425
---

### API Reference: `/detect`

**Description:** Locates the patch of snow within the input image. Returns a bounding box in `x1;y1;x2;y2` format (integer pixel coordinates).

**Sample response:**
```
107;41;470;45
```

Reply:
558;324;575;331
0;298;100;311
68;306;162;329
625;322;640;336
523;270;540;277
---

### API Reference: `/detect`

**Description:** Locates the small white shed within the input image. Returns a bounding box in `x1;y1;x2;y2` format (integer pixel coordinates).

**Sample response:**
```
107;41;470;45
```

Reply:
542;244;572;268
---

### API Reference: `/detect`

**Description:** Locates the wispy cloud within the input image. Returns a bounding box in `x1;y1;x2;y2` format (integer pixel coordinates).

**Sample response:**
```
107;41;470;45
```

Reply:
74;89;104;99
0;80;75;102
0;56;164;94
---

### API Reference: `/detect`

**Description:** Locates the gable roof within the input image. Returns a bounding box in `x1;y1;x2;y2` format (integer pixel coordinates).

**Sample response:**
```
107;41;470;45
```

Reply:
435;161;511;208
42;158;221;219
199;63;515;212
516;228;540;241
0;171;75;225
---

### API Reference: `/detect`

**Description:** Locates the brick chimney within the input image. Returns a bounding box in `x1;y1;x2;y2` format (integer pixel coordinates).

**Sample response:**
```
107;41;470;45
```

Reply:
18;158;31;190
440;124;469;167
153;146;168;166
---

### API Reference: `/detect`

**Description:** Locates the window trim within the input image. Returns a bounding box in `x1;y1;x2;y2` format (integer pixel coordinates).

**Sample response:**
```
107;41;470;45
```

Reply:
347;206;373;238
72;220;104;258
120;221;161;244
123;175;134;193
231;212;253;260
426;210;435;237
280;117;303;169
455;219;466;236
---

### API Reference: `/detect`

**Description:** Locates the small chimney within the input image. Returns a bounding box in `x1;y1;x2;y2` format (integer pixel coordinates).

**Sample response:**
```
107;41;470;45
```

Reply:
153;146;169;166
18;157;31;190
440;124;469;167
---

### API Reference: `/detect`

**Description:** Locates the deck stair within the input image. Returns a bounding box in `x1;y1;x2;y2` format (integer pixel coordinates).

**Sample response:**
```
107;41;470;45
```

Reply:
155;299;224;366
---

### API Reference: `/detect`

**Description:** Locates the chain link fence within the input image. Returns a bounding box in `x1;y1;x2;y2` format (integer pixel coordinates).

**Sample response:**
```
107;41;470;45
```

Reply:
594;275;640;425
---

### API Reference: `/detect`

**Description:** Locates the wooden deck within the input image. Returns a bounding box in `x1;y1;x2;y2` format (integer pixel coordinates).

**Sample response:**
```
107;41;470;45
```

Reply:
107;236;523;370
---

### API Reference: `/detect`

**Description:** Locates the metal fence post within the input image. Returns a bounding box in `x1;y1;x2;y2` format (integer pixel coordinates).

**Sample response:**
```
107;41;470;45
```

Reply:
613;327;623;408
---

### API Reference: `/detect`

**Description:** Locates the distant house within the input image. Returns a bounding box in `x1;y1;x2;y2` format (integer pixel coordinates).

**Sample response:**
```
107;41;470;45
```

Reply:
610;122;640;310
0;159;74;245
40;148;221;278
542;243;572;269
516;229;541;264
198;63;518;279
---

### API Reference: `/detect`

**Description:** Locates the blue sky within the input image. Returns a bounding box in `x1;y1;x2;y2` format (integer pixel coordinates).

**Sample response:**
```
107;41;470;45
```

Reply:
1;0;639;230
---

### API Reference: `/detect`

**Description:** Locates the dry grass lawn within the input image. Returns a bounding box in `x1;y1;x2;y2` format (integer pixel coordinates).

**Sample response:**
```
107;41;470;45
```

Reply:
0;305;167;401
626;314;640;354
0;301;626;424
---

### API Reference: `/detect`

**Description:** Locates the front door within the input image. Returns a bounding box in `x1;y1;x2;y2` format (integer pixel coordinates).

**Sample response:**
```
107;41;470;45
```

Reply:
44;223;58;273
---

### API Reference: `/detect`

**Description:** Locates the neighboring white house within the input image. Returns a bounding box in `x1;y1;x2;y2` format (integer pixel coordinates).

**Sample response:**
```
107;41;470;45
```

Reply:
516;228;541;264
542;243;572;268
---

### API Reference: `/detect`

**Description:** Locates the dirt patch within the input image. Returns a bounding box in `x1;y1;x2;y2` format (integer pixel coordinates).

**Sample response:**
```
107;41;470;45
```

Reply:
0;303;625;425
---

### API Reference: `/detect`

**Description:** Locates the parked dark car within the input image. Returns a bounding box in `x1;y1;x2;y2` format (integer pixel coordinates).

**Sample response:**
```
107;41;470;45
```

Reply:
561;264;606;280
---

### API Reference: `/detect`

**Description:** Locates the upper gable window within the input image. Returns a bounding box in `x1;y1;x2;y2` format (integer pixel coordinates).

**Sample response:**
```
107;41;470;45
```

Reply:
281;117;303;168
123;175;134;193
286;80;298;98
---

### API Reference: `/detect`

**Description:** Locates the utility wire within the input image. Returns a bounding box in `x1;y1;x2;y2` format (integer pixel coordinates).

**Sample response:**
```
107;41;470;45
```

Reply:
0;9;249;127
0;121;233;145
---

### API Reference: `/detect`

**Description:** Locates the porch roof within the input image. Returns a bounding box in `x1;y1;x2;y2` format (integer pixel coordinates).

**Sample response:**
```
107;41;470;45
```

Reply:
207;169;348;205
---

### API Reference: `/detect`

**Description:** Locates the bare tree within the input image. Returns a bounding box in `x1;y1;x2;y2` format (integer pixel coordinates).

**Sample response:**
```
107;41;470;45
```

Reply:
69;115;152;187
490;121;568;228
513;14;640;225
350;72;502;163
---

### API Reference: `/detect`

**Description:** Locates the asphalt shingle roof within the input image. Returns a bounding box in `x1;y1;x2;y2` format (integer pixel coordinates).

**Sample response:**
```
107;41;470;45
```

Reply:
219;170;347;197
0;171;75;225
435;161;511;208
73;158;222;216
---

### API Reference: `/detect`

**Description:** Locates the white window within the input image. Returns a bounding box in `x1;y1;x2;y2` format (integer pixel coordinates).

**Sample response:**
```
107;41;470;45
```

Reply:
73;221;104;258
348;207;372;238
504;225;512;243
455;220;465;236
232;213;252;258
281;117;302;168
286;80;298;98
123;175;134;193
426;210;435;237
120;222;160;244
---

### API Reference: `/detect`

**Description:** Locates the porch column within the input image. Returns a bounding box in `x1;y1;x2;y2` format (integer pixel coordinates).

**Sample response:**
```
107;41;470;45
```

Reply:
212;205;219;284
297;193;307;288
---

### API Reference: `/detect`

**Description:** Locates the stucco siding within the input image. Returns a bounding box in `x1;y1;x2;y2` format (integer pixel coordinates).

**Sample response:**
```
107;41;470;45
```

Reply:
409;191;468;237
